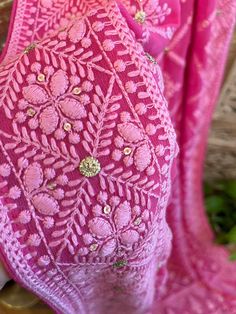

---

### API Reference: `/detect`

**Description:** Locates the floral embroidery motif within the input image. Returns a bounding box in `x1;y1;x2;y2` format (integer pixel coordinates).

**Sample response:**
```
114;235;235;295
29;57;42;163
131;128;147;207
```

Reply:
20;67;87;139
22;162;66;221
0;0;234;314
78;192;151;257
112;121;155;172
0;3;179;314
122;0;176;44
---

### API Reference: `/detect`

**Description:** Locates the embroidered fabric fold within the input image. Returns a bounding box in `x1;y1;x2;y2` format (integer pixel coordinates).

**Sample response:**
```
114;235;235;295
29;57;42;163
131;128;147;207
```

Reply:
117;0;181;56
0;1;235;314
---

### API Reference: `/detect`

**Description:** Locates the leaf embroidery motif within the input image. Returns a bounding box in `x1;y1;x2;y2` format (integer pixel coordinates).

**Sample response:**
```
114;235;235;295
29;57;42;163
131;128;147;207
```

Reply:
117;123;144;143
88;218;113;238
114;201;131;230
22;85;48;105
50;69;69;97
68;19;86;43
59;98;87;120
100;238;117;257
134;143;152;171
32;193;59;216
24;162;43;192
120;230;139;245
39;106;59;134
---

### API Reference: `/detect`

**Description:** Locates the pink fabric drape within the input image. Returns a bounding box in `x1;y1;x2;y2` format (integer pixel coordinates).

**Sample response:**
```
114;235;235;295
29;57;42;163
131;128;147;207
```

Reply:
0;1;235;313
122;1;236;312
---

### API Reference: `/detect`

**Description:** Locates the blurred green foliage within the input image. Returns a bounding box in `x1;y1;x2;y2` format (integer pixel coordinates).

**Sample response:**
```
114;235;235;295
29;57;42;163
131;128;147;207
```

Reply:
204;180;236;260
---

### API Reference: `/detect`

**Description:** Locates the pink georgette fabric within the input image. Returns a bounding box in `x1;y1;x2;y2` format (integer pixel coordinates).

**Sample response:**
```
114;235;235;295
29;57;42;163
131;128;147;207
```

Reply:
0;0;235;313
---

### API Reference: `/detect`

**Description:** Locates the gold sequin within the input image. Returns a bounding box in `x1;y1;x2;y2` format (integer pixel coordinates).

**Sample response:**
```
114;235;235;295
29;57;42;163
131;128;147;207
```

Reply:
47;182;57;190
112;260;128;268
63;122;72;132
89;243;98;251
72;87;82;95
123;147;132;155
27;108;36;117
23;43;36;54
134;217;142;226
145;52;157;64
79;156;101;177
135;11;146;24
103;204;111;215
37;73;45;82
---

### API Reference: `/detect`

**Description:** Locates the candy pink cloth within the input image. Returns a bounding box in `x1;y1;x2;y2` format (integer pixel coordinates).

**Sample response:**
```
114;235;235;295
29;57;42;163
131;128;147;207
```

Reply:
0;1;235;313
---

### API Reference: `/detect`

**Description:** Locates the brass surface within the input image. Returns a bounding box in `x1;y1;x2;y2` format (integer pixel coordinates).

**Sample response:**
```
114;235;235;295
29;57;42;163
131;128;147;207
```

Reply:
0;281;53;314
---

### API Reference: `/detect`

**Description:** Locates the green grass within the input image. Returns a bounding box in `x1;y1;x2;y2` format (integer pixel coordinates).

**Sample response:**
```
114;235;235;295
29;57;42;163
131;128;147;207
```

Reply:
204;180;236;260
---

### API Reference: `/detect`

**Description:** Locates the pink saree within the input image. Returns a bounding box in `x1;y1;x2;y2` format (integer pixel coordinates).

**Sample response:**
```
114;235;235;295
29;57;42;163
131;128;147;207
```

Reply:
0;1;235;313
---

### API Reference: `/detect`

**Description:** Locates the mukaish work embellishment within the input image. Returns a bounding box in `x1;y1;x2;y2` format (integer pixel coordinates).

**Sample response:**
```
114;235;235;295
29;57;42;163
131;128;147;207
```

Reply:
79;156;101;177
63;122;72;132
135;10;146;24
47;182;57;190
123;147;132;155
145;52;157;64
23;42;37;54
103;204;111;214
112;260;128;268
37;73;45;82
72;87;82;95
89;243;98;251
27;107;36;117
134;217;142;226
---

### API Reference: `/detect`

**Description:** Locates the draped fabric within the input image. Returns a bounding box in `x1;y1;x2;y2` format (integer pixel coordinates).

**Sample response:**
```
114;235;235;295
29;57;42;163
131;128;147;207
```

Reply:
0;1;235;313
123;1;236;312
